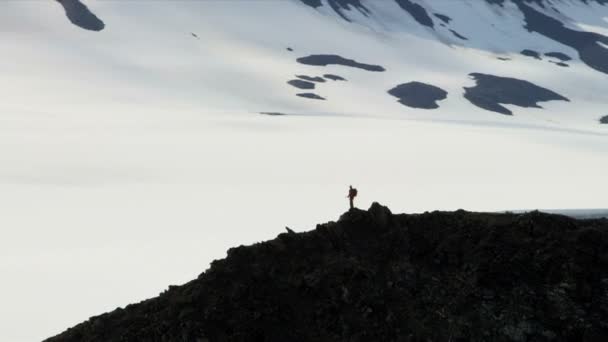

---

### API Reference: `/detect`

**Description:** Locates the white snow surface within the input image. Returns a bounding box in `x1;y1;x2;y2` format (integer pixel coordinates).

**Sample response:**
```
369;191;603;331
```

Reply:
0;1;607;341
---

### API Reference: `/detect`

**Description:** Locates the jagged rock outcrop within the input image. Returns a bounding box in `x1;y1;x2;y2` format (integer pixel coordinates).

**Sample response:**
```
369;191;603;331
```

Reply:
47;204;608;342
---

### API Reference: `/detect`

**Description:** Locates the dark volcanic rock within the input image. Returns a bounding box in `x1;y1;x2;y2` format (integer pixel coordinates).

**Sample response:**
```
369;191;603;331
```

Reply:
324;74;347;81
521;49;542;60
46;205;608;342
287;79;316;90
296;93;326;100
56;0;105;31
296;75;326;83
464;73;569;115
297;54;385;72
600;115;608;124
388;82;448;109
545;52;572;61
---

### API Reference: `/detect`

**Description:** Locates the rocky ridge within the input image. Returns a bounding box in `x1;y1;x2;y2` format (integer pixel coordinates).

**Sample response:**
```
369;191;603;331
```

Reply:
47;204;608;342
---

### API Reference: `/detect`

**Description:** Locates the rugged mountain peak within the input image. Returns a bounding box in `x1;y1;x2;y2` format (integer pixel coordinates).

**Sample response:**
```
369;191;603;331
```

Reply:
46;206;608;341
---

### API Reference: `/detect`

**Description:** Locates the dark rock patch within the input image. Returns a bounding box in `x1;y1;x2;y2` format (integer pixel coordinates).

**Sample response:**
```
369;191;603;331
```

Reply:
464;73;569;115
297;54;385;72
515;2;608;75
299;0;440;27
521;49;542;60
296;75;326;83
45;205;608;342
485;0;608;6
324;74;347;81
287;47;294;52
550;61;570;67
297;93;326;100
287;79;316;90
298;0;370;22
434;13;452;24
497;57;511;61
600;115;608;124
545;51;572;61
450;29;468;40
388;82;448;109
299;0;322;7
55;0;105;31
260;112;288;116
394;0;434;28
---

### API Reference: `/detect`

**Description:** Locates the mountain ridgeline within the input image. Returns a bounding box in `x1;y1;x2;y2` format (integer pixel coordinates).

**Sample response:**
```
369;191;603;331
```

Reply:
47;204;608;342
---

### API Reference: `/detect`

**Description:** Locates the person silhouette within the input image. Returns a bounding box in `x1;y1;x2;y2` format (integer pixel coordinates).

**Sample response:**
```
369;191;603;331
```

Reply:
347;185;358;209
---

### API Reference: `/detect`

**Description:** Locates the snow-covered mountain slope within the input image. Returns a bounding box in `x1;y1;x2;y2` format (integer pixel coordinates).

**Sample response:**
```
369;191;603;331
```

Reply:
0;1;607;341
3;0;608;126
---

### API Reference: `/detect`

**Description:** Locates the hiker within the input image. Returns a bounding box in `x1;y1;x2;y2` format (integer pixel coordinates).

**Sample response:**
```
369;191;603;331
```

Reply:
347;185;358;209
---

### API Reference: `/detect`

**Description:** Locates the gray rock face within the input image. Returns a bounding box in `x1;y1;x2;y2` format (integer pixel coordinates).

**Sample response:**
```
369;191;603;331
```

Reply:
600;115;608;124
297;55;385;72
388;82;448;109
55;0;104;31
464;73;569;115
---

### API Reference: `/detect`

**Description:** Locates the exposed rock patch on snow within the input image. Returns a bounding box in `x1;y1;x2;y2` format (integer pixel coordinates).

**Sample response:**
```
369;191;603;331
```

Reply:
464;73;570;115
450;29;468;41
521;49;542;59
259;112;288;116
433;13;452;24
323;74;346;81
287;79;316;90
296;55;385;72
393;0;434;28
388;82;448;109
516;2;608;75
55;0;104;31
296;75;326;83
545;52;572;61
296;93;325;100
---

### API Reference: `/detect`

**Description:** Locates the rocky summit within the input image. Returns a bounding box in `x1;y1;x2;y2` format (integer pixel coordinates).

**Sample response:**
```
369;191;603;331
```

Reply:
47;204;608;342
